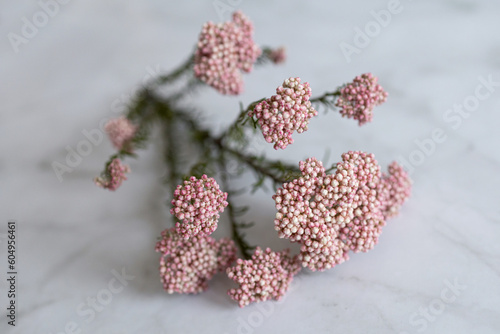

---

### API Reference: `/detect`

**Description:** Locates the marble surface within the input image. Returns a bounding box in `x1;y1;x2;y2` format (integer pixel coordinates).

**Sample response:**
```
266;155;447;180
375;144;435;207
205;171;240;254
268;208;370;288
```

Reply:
1;0;500;333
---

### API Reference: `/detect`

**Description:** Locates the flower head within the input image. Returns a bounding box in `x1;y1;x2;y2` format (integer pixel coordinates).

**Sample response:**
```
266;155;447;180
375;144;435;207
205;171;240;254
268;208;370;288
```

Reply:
268;47;286;64
170;175;228;239
273;152;403;269
378;161;412;219
194;11;261;95
249;77;318;150
336;151;385;253
335;73;388;126
94;158;130;191
105;117;137;151
156;228;237;294
273;157;356;271
227;247;301;307
339;151;381;188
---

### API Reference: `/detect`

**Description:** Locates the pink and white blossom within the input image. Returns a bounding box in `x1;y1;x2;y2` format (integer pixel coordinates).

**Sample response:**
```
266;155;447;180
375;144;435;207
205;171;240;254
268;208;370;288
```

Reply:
194;11;261;95
170;175;228;239
156;228;237;294
250;77;318;150
335;73;388;126
94;158;130;191
227;247;301;307
105;117;137;151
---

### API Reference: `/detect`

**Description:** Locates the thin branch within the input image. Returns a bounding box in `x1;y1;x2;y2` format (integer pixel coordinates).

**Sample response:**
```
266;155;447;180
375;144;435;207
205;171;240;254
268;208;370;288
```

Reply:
164;116;181;196
152;54;195;88
217;157;255;259
309;90;341;103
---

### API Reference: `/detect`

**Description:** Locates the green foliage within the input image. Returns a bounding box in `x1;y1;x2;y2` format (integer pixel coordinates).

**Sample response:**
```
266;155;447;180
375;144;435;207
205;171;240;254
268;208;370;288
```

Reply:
96;48;337;257
226;199;255;260
310;90;342;114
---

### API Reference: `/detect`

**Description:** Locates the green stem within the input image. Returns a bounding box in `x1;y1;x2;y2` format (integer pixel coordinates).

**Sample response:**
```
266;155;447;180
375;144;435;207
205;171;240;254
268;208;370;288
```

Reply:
164;116;181;197
152;54;195;88
226;199;254;260
166;77;203;103
215;137;298;185
309;90;341;104
217;157;254;259
223;98;265;137
324;164;338;174
148;92;300;186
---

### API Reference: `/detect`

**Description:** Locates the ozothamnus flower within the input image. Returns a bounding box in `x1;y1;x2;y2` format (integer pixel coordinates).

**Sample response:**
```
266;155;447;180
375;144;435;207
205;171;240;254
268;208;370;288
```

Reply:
170;175;228;239
335;73;388;126
226;247;301;307
94;158;130;191
194;11;261;95
105;117;137;151
273;152;411;270
249;77;318;150
156;228;237;294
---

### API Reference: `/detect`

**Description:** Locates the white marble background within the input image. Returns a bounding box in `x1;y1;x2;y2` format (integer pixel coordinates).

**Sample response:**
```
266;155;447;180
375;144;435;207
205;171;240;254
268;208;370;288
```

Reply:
1;0;499;333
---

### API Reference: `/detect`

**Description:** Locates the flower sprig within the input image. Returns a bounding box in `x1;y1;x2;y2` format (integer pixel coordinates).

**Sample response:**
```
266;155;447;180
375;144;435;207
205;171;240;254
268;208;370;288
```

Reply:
94;10;411;308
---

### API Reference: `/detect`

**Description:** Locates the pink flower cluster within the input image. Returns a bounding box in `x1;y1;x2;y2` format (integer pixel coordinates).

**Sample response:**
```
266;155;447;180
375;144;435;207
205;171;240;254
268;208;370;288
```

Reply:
94;158;130;191
249;77;318;150
273;152;411;271
268;47;286;64
227;247;301;307
156;228;237;294
335;73;388;126
379;161;412;219
170;175;228;239
273;157;351;271
105;117;137;151
337;151;385;253
194;11;261;95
